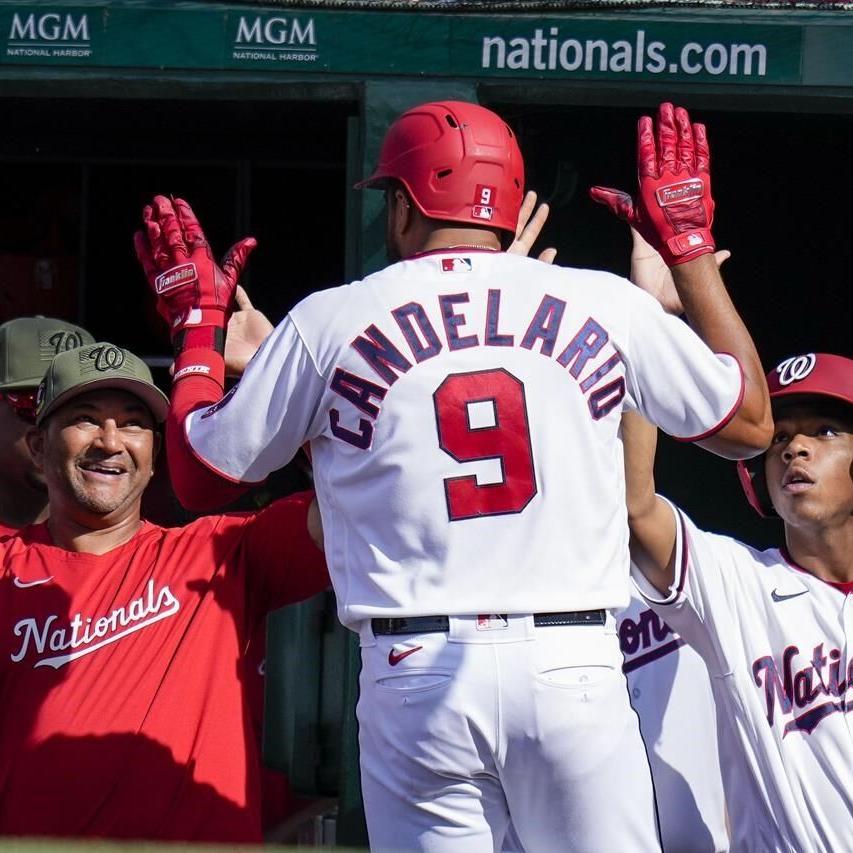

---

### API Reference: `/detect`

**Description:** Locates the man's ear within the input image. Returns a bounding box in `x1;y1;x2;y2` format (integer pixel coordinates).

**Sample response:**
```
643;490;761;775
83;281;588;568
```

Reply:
25;427;46;472
392;188;413;235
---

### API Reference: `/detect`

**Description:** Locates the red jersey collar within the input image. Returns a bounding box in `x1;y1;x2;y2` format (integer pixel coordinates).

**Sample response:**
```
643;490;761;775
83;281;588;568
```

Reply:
781;546;853;595
407;246;501;260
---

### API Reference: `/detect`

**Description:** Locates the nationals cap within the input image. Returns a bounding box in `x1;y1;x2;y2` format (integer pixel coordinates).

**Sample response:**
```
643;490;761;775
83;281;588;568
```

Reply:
0;316;94;391
36;342;169;426
737;353;853;517
764;353;853;409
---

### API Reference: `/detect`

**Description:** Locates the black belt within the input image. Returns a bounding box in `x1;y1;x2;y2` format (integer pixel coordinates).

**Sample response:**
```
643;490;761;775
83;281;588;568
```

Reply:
371;610;605;636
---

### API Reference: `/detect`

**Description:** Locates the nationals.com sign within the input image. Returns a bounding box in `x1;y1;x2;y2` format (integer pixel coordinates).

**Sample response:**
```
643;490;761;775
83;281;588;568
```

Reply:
0;5;811;86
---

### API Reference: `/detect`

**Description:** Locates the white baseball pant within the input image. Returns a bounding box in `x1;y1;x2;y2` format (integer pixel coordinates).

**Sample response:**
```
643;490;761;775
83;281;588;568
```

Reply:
357;613;661;852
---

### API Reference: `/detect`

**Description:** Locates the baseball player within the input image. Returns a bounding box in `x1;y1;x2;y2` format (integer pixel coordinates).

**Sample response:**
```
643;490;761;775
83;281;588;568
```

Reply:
0;316;94;534
0;341;327;842
625;353;853;853
623;347;853;851
135;101;771;851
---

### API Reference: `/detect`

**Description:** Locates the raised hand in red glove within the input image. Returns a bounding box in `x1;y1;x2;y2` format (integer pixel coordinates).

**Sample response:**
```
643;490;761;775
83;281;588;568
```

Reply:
589;103;715;267
134;195;256;353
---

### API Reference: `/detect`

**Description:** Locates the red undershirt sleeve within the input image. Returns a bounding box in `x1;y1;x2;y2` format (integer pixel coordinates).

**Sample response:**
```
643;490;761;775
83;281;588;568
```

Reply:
240;490;330;619
167;349;251;511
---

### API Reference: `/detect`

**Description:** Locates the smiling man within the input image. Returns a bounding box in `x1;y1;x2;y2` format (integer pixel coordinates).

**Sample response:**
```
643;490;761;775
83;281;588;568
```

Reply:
0;341;327;843
623;352;853;852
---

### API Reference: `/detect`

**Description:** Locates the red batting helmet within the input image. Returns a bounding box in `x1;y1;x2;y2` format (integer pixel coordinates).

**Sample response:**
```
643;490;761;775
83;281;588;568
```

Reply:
737;353;853;517
356;100;525;235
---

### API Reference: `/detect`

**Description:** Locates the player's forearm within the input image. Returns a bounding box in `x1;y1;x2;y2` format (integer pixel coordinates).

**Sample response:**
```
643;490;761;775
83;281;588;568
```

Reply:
672;255;772;459
622;412;677;594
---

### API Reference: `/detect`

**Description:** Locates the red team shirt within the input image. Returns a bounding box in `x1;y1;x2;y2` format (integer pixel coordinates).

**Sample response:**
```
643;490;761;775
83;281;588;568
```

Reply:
0;492;327;842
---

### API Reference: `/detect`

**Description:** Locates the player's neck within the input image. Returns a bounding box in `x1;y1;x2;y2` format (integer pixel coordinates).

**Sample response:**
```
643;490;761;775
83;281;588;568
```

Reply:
0;480;48;529
45;504;145;555
417;227;501;255
784;521;853;584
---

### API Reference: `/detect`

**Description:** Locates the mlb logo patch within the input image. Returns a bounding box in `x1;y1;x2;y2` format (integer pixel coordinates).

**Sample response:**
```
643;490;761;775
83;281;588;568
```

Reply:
476;614;509;631
472;205;494;221
441;257;473;273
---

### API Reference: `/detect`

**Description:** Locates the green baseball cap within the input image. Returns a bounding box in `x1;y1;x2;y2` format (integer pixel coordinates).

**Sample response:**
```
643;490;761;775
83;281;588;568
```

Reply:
36;342;169;426
0;316;95;391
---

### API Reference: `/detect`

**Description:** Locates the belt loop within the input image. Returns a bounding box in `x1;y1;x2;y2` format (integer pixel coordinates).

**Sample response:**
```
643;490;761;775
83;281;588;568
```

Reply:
358;620;377;647
447;615;464;642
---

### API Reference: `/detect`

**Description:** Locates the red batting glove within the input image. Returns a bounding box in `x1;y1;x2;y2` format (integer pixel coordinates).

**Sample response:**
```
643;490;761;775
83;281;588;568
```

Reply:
134;196;256;353
589;103;715;267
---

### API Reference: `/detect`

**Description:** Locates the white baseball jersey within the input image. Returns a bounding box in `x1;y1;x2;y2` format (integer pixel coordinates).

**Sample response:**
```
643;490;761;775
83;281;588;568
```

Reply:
633;500;853;853
618;592;728;852
187;250;742;628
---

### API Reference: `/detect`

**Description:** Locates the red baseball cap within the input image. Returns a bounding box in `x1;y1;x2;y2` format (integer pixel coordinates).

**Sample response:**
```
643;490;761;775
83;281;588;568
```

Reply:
738;353;853;517
766;353;853;409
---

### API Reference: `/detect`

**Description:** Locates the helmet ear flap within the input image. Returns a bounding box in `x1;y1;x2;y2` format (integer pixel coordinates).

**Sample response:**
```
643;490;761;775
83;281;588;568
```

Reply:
737;456;776;518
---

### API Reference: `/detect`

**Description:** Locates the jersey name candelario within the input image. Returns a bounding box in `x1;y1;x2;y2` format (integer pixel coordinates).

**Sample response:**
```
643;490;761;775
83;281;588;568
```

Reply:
330;289;625;450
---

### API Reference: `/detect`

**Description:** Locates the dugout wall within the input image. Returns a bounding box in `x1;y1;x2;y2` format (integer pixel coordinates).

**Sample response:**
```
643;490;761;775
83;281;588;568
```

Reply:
0;0;851;847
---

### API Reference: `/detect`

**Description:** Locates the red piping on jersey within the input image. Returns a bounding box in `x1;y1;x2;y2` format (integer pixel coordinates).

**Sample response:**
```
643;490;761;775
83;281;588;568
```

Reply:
676;511;690;599
406;247;501;260
780;548;853;595
674;353;745;443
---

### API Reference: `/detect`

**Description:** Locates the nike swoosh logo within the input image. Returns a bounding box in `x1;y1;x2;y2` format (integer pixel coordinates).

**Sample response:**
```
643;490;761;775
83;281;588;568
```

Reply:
771;589;808;602
388;645;423;666
13;576;53;589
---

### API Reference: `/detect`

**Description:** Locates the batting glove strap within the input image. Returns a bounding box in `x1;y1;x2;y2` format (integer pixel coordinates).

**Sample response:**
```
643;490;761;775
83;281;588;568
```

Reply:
172;314;226;355
173;347;225;389
664;228;715;266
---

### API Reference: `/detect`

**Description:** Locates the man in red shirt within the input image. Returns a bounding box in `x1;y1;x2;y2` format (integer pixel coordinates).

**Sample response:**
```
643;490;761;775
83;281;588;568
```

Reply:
0;340;327;843
0;316;94;535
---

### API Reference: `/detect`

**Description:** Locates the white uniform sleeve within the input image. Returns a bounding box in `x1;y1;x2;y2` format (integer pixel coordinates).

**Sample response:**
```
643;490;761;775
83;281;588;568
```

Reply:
622;286;744;441
631;498;750;678
185;314;327;483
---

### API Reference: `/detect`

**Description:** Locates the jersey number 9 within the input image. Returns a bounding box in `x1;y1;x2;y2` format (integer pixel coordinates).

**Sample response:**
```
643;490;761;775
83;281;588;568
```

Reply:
433;368;537;521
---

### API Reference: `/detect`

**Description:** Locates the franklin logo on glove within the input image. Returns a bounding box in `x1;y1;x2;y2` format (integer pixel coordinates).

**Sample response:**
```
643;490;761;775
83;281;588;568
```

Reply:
155;263;197;294
656;179;704;207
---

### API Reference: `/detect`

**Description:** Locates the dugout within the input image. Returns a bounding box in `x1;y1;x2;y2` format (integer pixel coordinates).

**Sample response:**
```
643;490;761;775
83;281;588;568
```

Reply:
0;0;851;846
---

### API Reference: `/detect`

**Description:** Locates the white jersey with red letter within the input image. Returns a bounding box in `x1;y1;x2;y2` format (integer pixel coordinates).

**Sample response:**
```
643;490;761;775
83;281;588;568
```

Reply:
186;251;742;628
618;592;728;852
633;500;853;853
